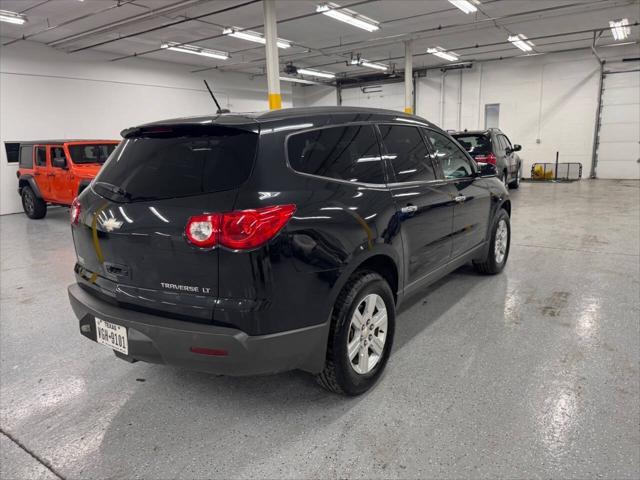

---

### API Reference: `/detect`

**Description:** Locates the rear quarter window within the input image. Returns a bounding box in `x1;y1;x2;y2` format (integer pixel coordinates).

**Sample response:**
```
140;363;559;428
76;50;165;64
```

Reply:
287;125;385;184
19;146;33;168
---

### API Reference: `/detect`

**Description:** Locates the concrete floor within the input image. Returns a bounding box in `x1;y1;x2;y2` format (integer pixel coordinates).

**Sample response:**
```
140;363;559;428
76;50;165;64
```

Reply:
1;179;638;479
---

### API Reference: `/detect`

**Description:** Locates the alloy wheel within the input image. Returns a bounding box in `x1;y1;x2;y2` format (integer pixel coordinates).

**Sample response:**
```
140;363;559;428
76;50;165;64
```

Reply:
347;293;388;375
495;219;508;264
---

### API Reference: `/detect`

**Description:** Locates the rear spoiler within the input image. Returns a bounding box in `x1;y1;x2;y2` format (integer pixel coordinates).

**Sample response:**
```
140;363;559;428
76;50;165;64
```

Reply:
120;121;259;139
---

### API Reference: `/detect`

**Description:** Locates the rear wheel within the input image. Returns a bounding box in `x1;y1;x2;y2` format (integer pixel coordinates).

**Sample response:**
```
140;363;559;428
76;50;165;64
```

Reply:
21;186;47;219
316;271;395;395
473;209;510;275
508;165;521;189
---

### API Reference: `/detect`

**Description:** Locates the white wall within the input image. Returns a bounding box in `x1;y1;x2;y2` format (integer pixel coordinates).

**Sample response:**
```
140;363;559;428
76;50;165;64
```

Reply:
417;50;603;177
0;40;294;215
292;84;337;107
302;46;639;179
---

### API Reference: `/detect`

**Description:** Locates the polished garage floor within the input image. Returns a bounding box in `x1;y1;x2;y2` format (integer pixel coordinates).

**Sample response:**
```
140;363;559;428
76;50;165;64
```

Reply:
1;180;638;480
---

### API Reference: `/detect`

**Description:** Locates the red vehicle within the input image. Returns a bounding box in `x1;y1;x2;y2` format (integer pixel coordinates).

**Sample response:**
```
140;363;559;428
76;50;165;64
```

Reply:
16;140;119;219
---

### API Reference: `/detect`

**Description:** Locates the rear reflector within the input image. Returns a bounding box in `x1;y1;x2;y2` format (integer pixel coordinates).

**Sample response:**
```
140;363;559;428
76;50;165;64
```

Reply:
190;347;228;356
185;204;296;251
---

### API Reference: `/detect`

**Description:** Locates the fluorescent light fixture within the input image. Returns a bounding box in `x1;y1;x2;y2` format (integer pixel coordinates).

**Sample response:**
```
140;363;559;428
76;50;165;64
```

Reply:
0;9;27;25
316;3;380;32
223;27;291;49
601;40;637;47
161;41;229;60
508;34;534;52
609;18;630;41
427;47;459;62
447;0;478;14
296;68;336;79
279;76;320;85
349;58;388;71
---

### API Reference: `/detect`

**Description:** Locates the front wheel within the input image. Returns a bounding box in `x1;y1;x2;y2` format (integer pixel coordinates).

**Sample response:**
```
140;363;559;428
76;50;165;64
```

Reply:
473;209;510;274
21;186;47;219
316;271;395;395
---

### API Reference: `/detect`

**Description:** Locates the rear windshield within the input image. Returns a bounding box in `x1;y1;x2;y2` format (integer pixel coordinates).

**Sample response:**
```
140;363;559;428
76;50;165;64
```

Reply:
452;134;492;156
68;144;118;164
92;126;257;203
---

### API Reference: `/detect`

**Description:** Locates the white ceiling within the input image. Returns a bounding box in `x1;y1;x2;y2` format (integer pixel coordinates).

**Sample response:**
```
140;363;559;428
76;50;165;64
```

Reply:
0;0;638;80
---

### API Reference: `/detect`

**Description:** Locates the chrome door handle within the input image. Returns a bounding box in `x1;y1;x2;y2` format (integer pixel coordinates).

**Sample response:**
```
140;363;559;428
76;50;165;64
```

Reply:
401;205;418;214
454;195;466;203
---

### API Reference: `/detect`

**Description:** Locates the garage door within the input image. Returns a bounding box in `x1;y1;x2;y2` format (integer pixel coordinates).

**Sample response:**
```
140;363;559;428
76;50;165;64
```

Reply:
595;69;640;179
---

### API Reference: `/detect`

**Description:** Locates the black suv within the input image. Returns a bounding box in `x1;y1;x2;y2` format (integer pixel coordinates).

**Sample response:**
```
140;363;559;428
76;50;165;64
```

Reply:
452;129;522;189
68;107;511;395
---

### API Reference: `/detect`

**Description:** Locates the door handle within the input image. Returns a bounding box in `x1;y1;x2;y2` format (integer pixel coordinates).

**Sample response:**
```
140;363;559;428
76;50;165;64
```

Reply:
401;204;418;214
47;173;55;177
454;195;466;203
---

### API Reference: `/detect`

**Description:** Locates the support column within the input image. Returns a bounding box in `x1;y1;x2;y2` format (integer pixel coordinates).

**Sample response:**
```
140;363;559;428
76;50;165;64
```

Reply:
263;0;281;110
404;40;413;114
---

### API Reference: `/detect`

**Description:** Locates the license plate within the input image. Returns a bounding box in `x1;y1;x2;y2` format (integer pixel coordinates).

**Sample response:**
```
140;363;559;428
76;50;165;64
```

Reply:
95;318;128;355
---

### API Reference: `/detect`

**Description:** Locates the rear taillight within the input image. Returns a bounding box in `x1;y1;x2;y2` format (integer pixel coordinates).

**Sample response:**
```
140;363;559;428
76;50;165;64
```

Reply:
475;153;497;165
185;204;296;251
70;197;81;225
185;214;220;248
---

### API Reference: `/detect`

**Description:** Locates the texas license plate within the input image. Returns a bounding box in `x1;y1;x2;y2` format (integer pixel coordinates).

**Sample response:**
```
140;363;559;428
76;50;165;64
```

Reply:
95;318;128;355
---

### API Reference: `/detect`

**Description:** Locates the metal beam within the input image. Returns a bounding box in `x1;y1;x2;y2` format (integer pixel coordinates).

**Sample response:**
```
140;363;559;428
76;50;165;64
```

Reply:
263;0;281;110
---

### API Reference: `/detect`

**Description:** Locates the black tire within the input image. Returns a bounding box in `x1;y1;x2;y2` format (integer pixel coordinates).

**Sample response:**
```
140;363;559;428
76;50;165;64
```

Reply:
473;208;510;275
21;186;47;219
508;165;521;189
316;271;395;396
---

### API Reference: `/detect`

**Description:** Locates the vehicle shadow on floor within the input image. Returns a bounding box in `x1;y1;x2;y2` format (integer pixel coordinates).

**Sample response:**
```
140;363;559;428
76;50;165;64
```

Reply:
75;264;493;478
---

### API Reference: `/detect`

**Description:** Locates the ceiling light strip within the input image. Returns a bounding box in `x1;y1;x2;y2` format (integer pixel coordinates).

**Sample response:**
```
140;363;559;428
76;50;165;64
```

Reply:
161;41;229;60
316;2;379;32
223;27;291;49
296;68;336;79
609;18;630;41
0;9;27;25
349;58;388;71
508;34;534;52
427;47;459;62
447;0;478;14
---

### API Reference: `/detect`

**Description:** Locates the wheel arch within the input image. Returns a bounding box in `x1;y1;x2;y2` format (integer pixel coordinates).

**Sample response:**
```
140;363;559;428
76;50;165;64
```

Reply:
18;175;43;199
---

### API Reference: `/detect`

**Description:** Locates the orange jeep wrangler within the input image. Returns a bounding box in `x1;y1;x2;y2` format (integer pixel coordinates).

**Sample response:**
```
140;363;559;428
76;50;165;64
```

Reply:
17;140;119;219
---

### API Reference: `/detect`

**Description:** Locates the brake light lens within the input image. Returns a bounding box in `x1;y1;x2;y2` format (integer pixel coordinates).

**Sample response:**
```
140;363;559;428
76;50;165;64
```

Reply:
185;204;296;250
70;197;81;225
475;153;497;165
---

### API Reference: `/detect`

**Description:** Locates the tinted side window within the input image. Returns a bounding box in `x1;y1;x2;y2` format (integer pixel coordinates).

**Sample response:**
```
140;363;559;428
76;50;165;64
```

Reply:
287;125;385;184
500;134;512;149
19;146;33;168
377;125;435;182
35;147;46;167
51;147;66;168
4;143;19;163
425;130;474;179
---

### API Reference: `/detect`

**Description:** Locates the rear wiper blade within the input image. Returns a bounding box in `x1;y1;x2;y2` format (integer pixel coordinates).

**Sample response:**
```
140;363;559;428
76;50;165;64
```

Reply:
93;181;131;199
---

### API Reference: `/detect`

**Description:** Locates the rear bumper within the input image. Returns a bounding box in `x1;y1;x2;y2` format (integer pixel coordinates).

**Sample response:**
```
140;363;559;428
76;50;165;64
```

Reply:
68;283;329;375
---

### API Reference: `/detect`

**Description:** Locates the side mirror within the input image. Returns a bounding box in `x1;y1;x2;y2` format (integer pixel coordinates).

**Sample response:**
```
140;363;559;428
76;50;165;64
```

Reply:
477;162;497;177
52;157;67;169
513;144;522;152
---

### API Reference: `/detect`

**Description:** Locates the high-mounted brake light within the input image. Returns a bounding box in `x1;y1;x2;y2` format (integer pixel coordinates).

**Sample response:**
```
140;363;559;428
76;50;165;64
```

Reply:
185;204;296;250
475;153;497;165
70;197;81;225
